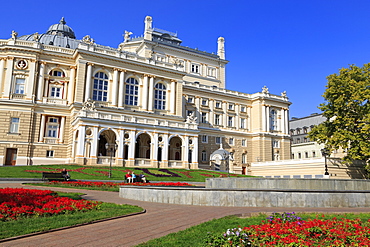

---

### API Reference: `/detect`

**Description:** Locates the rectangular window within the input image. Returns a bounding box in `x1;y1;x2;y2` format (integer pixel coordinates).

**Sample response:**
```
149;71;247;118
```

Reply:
50;87;61;98
228;103;234;110
201;112;207;123
229;138;234;145
228;116;233;127
215;137;221;144
207;67;216;77
242;139;246;147
201;99;208;106
46;150;54;158
187;97;194;103
241;106;246;112
273;140;280;148
240;118;246;129
242;154;247;164
201;151;207;162
187;110;193;117
215;114;220;125
46;117;59;138
15;78;25;94
312;151;316;157
215;101;221;108
201;135;208;143
10;118;19;133
191;64;200;73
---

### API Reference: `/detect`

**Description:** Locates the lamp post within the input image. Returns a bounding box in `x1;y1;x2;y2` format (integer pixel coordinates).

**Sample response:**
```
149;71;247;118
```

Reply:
105;143;118;178
321;148;330;177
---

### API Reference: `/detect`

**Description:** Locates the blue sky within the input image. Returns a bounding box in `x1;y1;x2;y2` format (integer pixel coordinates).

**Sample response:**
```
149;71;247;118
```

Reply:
1;0;370;118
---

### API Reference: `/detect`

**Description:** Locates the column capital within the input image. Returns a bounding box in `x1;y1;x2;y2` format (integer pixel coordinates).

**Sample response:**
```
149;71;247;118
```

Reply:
119;69;126;72
0;57;6;61
86;62;94;66
29;58;37;63
113;68;120;71
70;65;77;70
7;56;14;60
144;74;151;77
39;61;47;65
170;79;177;83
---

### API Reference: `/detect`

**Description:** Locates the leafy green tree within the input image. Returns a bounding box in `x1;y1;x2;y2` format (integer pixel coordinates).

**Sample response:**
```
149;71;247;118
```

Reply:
308;63;370;168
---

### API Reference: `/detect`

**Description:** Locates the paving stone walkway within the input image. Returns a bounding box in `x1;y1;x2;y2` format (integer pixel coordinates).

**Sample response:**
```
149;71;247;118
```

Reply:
2;182;370;247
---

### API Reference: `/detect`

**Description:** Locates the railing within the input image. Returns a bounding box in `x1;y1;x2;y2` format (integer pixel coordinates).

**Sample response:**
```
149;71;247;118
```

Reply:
42;97;68;106
11;94;26;100
134;159;151;166
44;137;58;144
168;160;183;167
97;156;116;165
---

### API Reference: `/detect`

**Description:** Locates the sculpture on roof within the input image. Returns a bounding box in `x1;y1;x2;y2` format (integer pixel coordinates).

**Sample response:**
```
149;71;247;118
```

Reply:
262;85;269;94
186;112;197;124
82;98;96;111
281;91;287;97
82;35;95;45
11;30;18;40
33;32;39;42
124;31;133;42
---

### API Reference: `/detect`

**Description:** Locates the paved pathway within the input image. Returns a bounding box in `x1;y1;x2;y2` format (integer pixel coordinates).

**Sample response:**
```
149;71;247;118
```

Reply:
2;182;370;247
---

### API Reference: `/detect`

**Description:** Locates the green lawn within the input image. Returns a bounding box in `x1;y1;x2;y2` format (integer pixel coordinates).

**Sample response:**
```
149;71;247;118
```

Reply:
136;213;370;247
0;191;143;240
0;164;251;182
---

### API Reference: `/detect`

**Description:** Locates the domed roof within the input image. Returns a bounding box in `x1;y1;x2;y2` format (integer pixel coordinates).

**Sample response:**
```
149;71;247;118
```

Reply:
46;17;76;39
18;17;80;49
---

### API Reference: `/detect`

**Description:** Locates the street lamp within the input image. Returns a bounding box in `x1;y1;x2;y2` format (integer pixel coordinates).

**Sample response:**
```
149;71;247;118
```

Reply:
321;148;330;177
105;143;118;178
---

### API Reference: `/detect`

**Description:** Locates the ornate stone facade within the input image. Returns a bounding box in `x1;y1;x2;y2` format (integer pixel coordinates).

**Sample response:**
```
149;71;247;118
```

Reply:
0;16;291;173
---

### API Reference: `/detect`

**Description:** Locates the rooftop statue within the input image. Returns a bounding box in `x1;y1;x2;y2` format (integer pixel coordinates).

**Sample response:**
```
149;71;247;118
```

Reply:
124;31;133;42
11;30;18;40
262;85;269;94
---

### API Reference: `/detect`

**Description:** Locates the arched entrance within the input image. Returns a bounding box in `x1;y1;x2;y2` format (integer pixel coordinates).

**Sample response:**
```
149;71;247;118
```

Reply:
135;133;151;166
98;129;117;164
168;136;182;167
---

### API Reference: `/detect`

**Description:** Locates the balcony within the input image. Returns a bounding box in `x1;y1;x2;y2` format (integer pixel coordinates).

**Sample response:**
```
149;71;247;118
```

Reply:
43;137;58;144
42;97;67;106
134;159;151;166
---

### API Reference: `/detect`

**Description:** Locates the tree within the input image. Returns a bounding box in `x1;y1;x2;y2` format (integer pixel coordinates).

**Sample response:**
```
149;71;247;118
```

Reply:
308;63;370;168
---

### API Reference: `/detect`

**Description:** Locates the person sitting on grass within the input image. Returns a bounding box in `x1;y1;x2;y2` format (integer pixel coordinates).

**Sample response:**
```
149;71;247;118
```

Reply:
61;168;70;181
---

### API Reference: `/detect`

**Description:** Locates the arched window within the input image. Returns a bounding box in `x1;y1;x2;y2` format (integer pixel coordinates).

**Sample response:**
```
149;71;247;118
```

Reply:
125;78;139;106
201;150;207;162
49;70;65;77
154;83;166;110
270;109;277;131
93;72;108;102
242;153;247;164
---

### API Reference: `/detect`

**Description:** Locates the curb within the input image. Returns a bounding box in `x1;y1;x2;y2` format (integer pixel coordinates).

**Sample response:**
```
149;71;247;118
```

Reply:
0;209;146;243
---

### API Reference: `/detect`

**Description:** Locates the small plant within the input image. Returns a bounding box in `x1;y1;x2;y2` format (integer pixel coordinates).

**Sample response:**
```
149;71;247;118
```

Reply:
266;212;302;223
204;227;251;246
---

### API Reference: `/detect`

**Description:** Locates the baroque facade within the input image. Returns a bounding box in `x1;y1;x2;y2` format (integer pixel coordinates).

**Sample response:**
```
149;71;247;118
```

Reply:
0;16;291;173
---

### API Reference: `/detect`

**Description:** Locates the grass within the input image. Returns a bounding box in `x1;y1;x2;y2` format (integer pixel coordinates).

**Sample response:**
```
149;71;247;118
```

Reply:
136;213;370;247
0;191;143;240
0;164;251;182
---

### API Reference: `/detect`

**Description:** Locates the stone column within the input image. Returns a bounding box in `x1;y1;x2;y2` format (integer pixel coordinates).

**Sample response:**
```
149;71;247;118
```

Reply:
235;103;240;130
266;105;270;131
162;134;169;162
36;61;45;101
183;135;189;166
67;66;77;104
111;68;119;106
26;59;36;100
117;129;125;162
284;109;289;134
261;105;266;131
59;116;65;143
147;76;154;111
152;132;159;164
39;114;46;142
118;70;125;108
142;75;149;110
170;80;176;114
0;58;5;96
195;96;200;123
91;126;98;158
3;57;14;98
76;125;86;161
128;130;136;166
209;99;214;125
84;63;93;101
192;136;198;168
247;106;252;131
222;101;227;127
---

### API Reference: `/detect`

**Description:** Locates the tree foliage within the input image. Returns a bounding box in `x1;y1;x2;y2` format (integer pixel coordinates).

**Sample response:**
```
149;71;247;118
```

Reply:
308;63;370;166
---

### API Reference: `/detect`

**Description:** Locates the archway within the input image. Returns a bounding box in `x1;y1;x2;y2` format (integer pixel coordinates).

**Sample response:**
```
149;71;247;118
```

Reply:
135;133;151;159
98;129;117;157
169;136;182;161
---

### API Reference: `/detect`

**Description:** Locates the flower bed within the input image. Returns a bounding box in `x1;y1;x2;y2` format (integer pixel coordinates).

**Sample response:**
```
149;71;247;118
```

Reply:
0;188;99;221
205;212;370;246
47;181;193;188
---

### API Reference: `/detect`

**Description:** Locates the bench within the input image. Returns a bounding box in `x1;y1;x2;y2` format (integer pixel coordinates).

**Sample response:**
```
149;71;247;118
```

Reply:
42;172;65;181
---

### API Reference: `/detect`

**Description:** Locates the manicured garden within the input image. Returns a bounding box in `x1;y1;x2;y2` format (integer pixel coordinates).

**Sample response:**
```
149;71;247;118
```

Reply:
0;165;249;182
0;187;143;240
32;180;195;192
137;212;370;246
